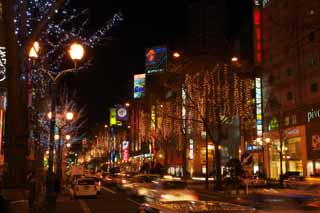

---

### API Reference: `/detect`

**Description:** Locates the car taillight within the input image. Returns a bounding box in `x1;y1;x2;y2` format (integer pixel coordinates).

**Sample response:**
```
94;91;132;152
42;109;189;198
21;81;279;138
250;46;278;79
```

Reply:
106;177;112;181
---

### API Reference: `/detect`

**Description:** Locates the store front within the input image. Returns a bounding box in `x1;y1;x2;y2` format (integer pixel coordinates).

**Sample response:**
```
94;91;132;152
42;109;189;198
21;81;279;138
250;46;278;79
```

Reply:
264;125;307;179
306;107;320;176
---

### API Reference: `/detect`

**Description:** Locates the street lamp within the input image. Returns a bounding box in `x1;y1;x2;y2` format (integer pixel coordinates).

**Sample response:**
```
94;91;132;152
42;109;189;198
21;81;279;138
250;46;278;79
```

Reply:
29;41;84;201
173;52;180;58
65;134;71;141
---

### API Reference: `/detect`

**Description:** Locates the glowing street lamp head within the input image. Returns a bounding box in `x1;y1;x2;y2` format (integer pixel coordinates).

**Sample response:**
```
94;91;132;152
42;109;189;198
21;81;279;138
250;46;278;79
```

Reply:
65;134;71;140
47;112;52;119
69;43;84;60
66;143;71;148
54;134;60;140
125;102;130;107
29;41;40;58
104;124;108;128
231;56;238;62
173;52;180;58
66;112;74;121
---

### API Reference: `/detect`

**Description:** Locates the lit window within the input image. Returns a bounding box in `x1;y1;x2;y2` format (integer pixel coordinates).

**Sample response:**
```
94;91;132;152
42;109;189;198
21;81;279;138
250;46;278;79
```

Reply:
287;91;293;100
311;83;318;93
291;115;297;125
284;116;290;126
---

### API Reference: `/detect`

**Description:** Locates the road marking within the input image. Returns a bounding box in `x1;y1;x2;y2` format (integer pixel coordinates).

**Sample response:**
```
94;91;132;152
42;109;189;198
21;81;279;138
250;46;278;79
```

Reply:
78;200;91;213
127;198;141;205
102;186;116;194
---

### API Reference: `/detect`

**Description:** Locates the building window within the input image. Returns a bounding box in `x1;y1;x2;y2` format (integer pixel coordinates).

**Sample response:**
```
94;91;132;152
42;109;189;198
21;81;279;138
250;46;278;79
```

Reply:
269;118;279;130
287;68;292;76
284;116;290;126
291;115;297;125
309;56;317;66
309;32;315;42
287;91;293;100
311;83;318;93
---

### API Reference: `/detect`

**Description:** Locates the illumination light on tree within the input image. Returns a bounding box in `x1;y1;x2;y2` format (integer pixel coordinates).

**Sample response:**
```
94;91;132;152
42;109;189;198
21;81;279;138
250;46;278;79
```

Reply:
29;41;40;58
65;135;71;140
66;112;74;121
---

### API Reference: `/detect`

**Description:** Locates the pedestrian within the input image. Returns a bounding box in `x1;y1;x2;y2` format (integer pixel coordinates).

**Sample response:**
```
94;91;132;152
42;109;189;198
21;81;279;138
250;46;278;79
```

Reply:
54;174;61;194
26;171;36;208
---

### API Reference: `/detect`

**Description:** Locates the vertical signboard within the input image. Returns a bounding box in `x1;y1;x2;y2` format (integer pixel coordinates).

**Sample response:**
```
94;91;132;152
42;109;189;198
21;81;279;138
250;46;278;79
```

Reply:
255;77;263;143
0;3;5;82
122;141;129;162
110;108;117;126
145;46;167;74
253;0;263;146
253;0;262;66
134;74;146;99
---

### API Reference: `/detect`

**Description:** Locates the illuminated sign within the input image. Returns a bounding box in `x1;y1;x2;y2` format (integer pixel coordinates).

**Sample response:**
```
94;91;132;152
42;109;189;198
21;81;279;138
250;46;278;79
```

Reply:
134;74;146;99
116;105;128;121
253;1;262;65
182;86;186;134
145;46;167;74
307;108;320;123
151;105;156;130
110;108;117;126
122;141;129;162
255;77;263;143
189;139;194;160
0;46;6;81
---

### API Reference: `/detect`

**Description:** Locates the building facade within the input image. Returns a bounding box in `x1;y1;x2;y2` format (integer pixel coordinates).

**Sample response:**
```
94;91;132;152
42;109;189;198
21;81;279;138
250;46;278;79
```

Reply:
262;0;320;178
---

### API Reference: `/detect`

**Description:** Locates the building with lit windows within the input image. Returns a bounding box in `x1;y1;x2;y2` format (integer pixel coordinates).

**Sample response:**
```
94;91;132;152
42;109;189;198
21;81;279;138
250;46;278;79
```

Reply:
262;0;320;178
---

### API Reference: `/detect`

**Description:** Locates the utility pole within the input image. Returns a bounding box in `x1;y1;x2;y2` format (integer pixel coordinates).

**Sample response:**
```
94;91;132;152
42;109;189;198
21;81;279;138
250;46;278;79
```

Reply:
205;85;209;190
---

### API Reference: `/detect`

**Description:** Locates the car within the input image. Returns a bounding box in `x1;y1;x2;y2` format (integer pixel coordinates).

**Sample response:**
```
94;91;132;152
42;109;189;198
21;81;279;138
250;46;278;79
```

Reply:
145;179;198;203
104;173;119;186
86;176;102;194
242;176;267;187
283;171;301;180
126;174;161;197
71;178;97;198
114;172;137;190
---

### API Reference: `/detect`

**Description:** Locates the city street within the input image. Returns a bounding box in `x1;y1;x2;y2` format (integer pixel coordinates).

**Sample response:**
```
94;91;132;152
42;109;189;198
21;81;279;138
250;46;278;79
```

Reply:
47;183;320;213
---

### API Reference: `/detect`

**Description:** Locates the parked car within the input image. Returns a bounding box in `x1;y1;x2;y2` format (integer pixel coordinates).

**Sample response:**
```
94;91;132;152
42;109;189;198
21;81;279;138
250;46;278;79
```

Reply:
86;176;102;194
145;179;198;203
71;178;97;198
242;176;267;187
283;171;301;180
126;174;160;196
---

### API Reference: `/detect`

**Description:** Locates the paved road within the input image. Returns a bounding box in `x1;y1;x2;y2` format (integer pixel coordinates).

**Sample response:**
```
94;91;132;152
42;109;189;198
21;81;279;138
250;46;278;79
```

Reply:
50;184;320;213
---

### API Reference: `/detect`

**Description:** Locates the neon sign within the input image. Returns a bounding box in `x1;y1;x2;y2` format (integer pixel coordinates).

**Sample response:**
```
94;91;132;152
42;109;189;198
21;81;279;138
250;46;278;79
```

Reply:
255;77;263;143
0;46;6;82
253;1;262;65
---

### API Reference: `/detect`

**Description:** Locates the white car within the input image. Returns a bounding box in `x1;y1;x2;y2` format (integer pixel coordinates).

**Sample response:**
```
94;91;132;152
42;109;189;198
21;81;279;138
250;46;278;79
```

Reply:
86;176;102;194
71;178;97;198
145;180;198;203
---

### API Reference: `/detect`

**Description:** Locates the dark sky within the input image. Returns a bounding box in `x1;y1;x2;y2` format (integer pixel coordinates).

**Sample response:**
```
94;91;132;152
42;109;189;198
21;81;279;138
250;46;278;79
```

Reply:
65;0;252;131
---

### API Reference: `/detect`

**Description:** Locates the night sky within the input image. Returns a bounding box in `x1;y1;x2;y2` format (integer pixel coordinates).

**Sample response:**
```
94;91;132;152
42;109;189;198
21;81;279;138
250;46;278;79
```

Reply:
65;0;252;133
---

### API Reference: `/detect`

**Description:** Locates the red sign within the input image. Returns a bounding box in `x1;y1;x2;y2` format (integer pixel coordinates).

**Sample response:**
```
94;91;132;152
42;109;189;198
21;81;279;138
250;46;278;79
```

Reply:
253;3;262;65
122;141;129;162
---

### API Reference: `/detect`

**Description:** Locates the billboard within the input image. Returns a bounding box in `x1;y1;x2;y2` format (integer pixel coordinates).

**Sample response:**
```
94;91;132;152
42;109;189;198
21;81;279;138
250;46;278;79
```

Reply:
110;108;117;126
134;74;146;99
145;46;167;74
122;141;129;162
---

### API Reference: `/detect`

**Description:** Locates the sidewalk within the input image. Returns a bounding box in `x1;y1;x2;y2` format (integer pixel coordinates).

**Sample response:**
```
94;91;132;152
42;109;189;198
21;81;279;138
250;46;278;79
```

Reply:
33;191;83;213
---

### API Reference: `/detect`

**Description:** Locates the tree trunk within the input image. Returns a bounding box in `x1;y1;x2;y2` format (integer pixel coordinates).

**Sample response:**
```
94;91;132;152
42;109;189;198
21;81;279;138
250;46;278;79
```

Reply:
214;120;223;191
3;0;28;188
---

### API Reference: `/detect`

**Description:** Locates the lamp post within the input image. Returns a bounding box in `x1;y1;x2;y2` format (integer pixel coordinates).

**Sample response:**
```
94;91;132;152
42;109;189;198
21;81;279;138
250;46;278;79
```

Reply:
56;112;74;185
29;42;84;201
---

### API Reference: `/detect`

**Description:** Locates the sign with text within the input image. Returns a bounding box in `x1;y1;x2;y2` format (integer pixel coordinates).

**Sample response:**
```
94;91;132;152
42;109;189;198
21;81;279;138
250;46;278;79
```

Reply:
145;46;167;74
134;74;146;99
122;141;129;162
116;105;128;121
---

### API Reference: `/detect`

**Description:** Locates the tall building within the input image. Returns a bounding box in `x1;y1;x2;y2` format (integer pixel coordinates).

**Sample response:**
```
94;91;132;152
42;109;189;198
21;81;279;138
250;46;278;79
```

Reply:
262;0;320;178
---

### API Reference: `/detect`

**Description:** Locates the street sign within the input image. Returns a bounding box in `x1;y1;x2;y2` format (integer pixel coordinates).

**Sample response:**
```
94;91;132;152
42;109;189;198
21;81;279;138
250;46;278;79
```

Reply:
241;151;253;165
